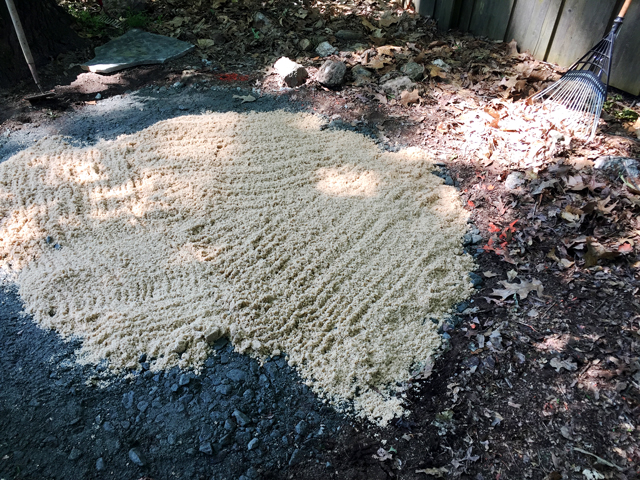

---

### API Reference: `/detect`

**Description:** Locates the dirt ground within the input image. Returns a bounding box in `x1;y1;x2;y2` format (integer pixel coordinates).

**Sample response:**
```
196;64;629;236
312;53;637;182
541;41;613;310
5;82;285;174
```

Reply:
1;0;640;479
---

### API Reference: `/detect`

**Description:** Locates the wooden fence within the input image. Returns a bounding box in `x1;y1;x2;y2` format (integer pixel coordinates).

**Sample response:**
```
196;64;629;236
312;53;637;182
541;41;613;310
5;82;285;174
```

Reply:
414;0;640;95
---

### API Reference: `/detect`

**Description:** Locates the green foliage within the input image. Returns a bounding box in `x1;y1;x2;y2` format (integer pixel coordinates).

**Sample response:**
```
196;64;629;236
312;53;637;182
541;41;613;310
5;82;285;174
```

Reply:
603;94;639;122
124;9;149;29
603;94;623;113
251;28;260;40
67;5;111;37
615;108;639;122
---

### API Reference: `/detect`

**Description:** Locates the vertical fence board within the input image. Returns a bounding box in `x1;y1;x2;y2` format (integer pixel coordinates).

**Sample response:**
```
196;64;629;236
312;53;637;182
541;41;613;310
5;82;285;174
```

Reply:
414;0;437;18
545;0;617;66
458;0;475;32
505;0;563;57
609;1;640;95
468;0;515;39
415;0;639;94
434;0;462;31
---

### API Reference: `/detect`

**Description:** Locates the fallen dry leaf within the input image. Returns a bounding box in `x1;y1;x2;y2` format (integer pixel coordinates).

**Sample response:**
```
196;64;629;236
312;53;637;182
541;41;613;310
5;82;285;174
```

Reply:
361;18;376;31
618;242;633;254
232;95;256;103
427;64;446;79
549;357;577;372
400;89;420;107
483;271;498;278
560;205;583;223
196;38;215;48
585;237;621;267
415;467;448;477
491;278;543;300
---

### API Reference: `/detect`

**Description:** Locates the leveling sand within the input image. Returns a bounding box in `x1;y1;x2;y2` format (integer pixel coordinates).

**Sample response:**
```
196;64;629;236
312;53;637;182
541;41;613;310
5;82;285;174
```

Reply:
0;111;474;424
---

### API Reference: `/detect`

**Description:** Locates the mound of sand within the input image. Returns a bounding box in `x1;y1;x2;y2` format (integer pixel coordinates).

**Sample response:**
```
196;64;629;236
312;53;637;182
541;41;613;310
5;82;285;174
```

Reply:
0;111;474;424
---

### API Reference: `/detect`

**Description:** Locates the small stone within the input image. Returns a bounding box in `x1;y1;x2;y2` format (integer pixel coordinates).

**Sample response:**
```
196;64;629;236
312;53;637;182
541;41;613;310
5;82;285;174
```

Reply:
299;39;311;51
504;171;525;190
224;418;237;431
247;438;260;450
167;434;176;445
548;129;565;142
216;384;232;395
295;420;308;436
178;374;190;386
243;389;254;400
95;93;102;100
122;391;134;409
273;57;309;88
226;369;246;383
471;234;483;244
233;409;252;427
253;12;271;30
315;41;337;57
316;60;347;88
400;61;425;81
351;65;373;86
170;383;179;392
137;401;149;413
456;302;470;313
594;156;640;179
219;433;234;446
172;81;184;89
199;442;213;455
96;457;105;471
381;76;416;96
199;424;213;442
335;30;362;41
289;448;303;466
444;175;454;186
68;447;82;460
128;447;146;467
45;236;53;244
469;272;484;288
433;58;451;71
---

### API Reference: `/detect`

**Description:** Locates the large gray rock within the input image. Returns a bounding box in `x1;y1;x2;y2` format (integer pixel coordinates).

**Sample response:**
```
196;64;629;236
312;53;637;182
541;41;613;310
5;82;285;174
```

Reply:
315;41;337;57
317;60;346;87
273;57;308;87
335;30;362;41
82;29;194;74
594;156;640;179
380;76;415;96
401;61;425;81
351;65;372;86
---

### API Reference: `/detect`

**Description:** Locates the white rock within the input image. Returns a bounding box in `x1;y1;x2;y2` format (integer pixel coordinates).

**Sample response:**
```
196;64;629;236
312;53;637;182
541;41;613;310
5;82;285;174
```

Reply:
380;76;415;96
273;57;308;87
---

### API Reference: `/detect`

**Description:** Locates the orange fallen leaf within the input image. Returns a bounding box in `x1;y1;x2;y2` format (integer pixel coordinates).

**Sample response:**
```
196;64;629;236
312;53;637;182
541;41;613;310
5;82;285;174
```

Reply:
618;243;633;254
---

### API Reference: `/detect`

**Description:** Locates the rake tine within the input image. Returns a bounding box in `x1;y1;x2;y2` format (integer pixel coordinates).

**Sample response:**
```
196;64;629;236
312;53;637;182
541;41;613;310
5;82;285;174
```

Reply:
530;0;631;141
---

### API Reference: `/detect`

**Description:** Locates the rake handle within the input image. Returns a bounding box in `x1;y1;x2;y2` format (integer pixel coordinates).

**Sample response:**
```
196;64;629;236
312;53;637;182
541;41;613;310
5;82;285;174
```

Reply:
618;0;633;18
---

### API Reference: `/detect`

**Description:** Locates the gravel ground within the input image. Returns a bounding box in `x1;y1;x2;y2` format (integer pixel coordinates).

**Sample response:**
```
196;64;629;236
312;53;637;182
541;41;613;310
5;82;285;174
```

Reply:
0;85;358;480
